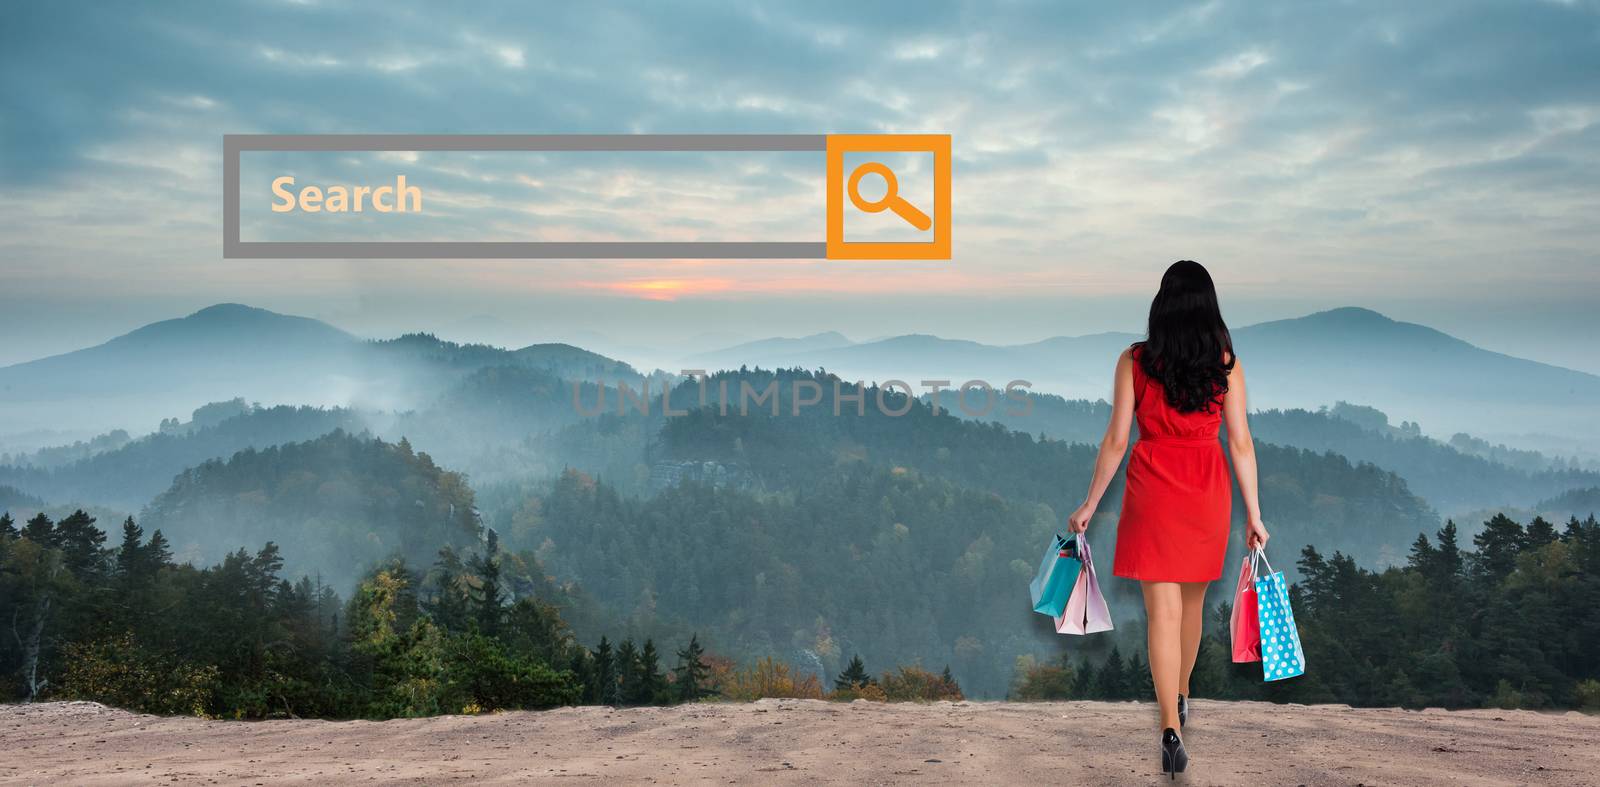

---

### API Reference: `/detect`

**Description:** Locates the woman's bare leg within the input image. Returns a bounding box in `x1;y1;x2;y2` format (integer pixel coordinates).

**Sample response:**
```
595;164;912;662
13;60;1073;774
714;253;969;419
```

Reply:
1141;580;1183;732
1178;581;1210;696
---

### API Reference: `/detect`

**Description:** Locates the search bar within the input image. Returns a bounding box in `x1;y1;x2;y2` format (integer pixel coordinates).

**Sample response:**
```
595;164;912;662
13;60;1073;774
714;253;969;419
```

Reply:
222;134;950;260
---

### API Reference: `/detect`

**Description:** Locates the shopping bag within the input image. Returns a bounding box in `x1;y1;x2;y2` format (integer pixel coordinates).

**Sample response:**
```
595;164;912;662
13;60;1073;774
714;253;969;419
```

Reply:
1056;535;1113;635
1029;534;1081;617
1230;551;1261;663
1253;548;1306;681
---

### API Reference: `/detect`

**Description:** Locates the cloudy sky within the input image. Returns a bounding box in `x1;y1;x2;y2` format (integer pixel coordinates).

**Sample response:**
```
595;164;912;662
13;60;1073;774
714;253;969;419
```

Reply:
2;0;1598;372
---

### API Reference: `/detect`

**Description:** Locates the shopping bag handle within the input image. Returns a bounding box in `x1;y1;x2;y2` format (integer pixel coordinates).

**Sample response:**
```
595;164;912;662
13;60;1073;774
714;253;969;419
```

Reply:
1251;546;1275;577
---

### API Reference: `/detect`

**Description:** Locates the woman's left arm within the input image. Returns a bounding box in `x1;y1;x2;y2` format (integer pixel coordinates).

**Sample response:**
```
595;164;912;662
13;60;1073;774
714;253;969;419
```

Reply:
1222;359;1270;549
1067;349;1136;533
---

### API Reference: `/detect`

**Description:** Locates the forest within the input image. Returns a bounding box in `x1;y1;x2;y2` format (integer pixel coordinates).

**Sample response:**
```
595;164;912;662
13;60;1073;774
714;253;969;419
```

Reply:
1014;513;1600;711
0;508;960;717
4;506;1596;717
1;364;1596;715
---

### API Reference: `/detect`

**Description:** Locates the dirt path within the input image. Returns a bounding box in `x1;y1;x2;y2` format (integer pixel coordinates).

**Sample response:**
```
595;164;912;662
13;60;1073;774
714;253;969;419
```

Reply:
3;699;1595;785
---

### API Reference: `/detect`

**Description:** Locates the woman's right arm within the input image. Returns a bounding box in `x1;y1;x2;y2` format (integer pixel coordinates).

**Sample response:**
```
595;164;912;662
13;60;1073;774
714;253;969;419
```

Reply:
1066;349;1136;534
1221;358;1270;549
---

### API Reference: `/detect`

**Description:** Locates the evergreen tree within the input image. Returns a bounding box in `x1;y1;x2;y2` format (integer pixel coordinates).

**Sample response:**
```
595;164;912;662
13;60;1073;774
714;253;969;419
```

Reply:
1127;651;1155;698
1072;657;1096;698
1525;516;1557;548
592;637;618;705
1095;647;1127;699
144;530;172;571
22;512;54;545
835;653;873;690
0;511;17;539
54;510;106;579
615;639;641;705
115;517;145;578
1435;520;1463;578
635;639;666;705
1471;513;1524;580
1407;532;1436;572
426;546;472;633
468;530;504;637
673;634;712;702
939;665;962;699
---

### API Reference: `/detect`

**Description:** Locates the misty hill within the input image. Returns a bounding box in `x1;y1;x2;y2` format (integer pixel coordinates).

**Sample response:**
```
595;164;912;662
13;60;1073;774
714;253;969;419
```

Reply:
1246;407;1600;517
0;363;636;513
369;333;638;382
0;484;129;531
0;484;44;512
1537;487;1600;520
685;332;854;370
0;304;362;434
0;404;368;511
379;365;616;486
139;431;480;588
930;391;1600;516
1229;307;1600;442
708;308;1600;445
0;304;641;437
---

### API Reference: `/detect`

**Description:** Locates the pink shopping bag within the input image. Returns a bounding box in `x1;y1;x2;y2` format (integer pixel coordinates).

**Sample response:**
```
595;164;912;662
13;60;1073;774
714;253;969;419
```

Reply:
1055;535;1114;635
1230;551;1261;662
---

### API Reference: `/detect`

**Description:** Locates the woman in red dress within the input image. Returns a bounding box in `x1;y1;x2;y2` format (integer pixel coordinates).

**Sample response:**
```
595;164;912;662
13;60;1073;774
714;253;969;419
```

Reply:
1067;260;1269;778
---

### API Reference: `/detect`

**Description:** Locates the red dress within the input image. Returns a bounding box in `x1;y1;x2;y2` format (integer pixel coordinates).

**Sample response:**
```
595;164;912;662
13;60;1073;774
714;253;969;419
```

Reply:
1113;347;1232;582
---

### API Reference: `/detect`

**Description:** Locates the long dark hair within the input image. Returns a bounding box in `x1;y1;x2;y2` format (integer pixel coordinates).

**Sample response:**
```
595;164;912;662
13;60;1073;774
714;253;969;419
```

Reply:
1133;260;1235;413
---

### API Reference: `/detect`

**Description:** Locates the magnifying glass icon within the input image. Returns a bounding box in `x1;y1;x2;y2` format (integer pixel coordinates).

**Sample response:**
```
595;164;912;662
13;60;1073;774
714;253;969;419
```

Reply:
847;161;932;231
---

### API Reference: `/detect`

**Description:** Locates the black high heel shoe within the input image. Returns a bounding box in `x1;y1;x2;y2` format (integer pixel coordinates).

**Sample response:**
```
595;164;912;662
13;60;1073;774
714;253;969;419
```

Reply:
1178;694;1188;728
1161;727;1188;779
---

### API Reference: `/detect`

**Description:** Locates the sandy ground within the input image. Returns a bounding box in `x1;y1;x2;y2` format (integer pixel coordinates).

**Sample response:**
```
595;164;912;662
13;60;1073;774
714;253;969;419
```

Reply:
2;699;1596;786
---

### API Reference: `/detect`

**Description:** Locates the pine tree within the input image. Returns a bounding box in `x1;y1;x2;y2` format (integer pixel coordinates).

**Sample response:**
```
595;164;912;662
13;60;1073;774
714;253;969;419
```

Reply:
115;517;145;578
636;639;666;705
1472;514;1525;580
468;530;504;637
427;546;471;633
1096;647;1127;699
1407;532;1436;571
1526;516;1557;548
0;511;17;539
568;647;595;701
1435;521;1463;578
54;510;106;579
22;512;54;545
144;529;172;571
592;637;618;705
835;653;873;690
673;634;712;702
939;665;962;699
616;639;641;705
1073;657;1096;698
1128;651;1155;699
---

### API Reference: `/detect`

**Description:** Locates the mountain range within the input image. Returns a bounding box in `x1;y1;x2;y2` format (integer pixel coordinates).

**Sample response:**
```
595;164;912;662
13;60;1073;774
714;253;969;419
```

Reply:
0;304;638;437
687;307;1600;447
2;303;1597;450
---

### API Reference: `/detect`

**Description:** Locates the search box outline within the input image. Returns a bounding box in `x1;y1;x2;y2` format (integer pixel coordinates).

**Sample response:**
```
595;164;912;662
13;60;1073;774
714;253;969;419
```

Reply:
222;133;949;260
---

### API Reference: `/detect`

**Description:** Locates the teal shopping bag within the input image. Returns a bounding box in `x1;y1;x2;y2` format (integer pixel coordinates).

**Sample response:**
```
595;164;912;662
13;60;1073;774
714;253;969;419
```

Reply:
1252;549;1306;681
1029;534;1081;617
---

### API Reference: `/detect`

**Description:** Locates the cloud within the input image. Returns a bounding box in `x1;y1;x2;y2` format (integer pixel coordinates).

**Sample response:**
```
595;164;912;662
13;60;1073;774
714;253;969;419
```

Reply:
0;0;1597;361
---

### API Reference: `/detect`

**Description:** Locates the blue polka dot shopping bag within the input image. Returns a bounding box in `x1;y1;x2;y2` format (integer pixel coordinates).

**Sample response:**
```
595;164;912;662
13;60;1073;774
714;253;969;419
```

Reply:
1252;548;1306;682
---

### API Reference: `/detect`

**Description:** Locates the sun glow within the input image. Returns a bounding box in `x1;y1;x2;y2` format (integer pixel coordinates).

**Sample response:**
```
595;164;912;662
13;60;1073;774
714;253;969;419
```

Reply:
606;278;735;300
